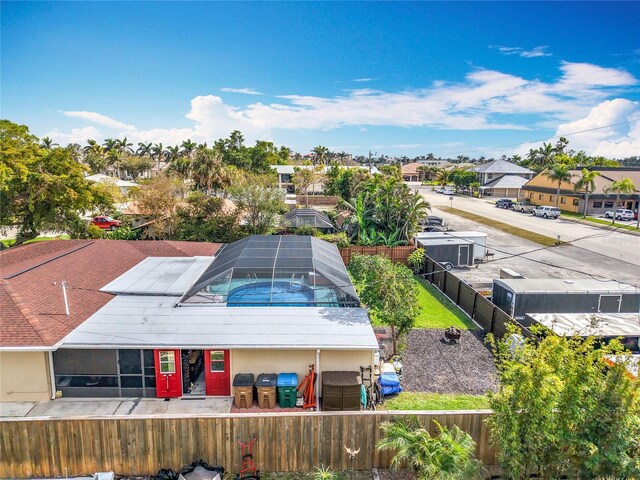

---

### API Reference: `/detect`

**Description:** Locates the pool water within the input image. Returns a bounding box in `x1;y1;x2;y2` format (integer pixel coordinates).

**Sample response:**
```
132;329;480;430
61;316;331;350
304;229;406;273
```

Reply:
227;281;315;306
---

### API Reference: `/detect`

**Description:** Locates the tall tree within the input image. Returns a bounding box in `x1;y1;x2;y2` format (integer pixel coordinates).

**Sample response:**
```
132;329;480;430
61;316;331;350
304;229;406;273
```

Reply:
312;145;329;166
151;143;164;171
191;147;229;195
604;177;636;225
180;139;197;159
40;136;58;149
543;163;572;207
136;142;153;157
573;168;601;218
292;167;316;207
131;174;186;239
115;137;134;154
229;172;286;235
487;324;640;479
0;120;116;246
348;254;419;354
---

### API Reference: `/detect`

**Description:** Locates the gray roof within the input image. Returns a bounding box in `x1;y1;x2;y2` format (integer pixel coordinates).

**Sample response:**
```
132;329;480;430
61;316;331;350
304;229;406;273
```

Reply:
479;175;530;189
283;209;334;229
527;312;640;337
60;295;378;350
101;257;212;296
416;237;474;247
180;235;359;306
473;159;533;174
494;278;638;294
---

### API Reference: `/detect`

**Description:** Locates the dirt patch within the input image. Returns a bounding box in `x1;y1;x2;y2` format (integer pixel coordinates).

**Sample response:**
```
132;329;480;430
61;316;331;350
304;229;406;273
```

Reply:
402;329;498;395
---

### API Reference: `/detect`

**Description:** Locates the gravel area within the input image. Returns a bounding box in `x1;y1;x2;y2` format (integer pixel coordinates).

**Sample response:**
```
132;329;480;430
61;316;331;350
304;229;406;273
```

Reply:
402;329;498;395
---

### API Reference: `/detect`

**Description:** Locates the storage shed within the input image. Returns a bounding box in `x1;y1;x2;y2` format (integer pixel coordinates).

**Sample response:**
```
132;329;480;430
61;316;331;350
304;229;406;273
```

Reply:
415;237;475;269
492;279;640;321
416;231;487;260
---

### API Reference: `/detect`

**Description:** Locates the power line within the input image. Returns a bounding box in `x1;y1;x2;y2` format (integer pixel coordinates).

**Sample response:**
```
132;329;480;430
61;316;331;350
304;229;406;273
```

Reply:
442;119;636;157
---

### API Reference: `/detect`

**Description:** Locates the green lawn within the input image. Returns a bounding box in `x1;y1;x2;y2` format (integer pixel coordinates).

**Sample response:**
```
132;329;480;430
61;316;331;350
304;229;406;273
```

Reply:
384;392;490;411
368;277;477;330
441;206;563;246
0;235;70;248
561;211;639;231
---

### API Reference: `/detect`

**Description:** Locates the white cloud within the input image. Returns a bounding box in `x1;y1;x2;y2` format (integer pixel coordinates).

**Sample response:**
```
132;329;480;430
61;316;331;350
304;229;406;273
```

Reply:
45;126;102;144
63;111;135;130
51;62;638;156
353;78;375;82
220;87;263;95
491;45;552;58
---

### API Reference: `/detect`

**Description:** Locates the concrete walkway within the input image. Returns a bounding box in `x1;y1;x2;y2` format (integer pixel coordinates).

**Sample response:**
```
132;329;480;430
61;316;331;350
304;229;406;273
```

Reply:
0;397;233;419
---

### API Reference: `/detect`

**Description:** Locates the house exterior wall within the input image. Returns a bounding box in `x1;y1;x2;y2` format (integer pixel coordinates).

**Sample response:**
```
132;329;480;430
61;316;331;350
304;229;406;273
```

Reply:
522;189;582;212
230;349;374;395
0;351;52;402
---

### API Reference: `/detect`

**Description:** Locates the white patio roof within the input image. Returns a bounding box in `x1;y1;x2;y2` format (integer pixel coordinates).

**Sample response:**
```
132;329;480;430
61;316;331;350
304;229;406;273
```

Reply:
528;312;640;337
101;256;213;296
60;295;378;350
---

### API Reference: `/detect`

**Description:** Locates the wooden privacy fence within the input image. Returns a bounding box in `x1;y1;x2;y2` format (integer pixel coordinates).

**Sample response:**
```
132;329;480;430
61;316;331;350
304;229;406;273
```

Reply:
0;411;495;477
423;256;530;339
339;246;416;266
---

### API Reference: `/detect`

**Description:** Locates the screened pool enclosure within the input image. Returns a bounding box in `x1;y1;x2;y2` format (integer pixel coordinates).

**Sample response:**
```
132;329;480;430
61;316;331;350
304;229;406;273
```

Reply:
180;236;359;307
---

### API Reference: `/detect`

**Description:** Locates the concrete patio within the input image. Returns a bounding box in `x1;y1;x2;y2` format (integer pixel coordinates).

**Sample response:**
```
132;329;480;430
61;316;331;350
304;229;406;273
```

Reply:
0;397;234;418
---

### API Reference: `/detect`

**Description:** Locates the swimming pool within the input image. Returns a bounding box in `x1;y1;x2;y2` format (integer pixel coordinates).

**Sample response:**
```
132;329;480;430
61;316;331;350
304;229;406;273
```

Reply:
227;281;315;306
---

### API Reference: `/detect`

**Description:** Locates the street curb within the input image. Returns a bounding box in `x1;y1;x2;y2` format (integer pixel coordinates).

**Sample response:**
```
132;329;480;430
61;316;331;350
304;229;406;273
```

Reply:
560;215;640;237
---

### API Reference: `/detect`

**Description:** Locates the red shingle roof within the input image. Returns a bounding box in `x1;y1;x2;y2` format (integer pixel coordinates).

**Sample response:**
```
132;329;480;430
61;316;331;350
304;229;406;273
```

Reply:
0;239;221;348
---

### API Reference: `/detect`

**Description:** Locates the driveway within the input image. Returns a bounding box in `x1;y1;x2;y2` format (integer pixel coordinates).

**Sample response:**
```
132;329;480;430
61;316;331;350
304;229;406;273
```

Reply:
417;187;640;269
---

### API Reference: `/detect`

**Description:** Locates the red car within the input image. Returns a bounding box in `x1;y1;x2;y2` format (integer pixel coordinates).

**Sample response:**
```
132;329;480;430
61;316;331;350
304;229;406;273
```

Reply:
91;216;121;230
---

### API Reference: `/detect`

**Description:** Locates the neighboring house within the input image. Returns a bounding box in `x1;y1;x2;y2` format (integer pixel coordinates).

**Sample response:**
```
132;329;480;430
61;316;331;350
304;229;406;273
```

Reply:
282;208;335;233
271;165;381;193
521;167;640;214
86;173;137;195
417;160;452;169
401;162;423;182
1;236;377;403
472;160;535;197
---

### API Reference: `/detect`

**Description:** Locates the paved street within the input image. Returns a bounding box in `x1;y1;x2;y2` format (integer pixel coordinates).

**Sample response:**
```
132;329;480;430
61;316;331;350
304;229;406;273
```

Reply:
412;185;640;287
416;185;640;268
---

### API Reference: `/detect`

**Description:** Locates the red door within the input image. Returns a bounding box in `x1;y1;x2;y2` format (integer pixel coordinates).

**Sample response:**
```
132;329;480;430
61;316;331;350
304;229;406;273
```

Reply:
154;349;182;398
205;349;230;396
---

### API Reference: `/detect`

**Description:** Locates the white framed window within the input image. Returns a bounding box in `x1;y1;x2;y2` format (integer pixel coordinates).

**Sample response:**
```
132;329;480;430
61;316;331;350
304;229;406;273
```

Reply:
210;351;225;372
159;351;175;374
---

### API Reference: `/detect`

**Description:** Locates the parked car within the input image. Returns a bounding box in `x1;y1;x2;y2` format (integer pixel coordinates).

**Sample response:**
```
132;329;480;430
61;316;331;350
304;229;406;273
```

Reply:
442;188;455;195
91;215;121;230
434;187;444;193
511;201;535;213
532;206;561;219
604;209;634;221
495;198;513;209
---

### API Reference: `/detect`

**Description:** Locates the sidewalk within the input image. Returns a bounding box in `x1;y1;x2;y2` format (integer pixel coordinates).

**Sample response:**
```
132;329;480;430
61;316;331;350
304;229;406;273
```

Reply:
0;397;233;419
560;215;640;237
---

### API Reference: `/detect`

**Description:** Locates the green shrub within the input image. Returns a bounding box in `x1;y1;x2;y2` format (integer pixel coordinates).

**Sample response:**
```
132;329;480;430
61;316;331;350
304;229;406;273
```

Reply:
407;247;426;274
107;226;139;240
317;232;350;248
294;226;321;236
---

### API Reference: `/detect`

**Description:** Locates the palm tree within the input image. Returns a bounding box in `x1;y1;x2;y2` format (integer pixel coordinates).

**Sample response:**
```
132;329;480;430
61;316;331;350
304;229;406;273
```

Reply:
377;417;482;479
573;168;601;218
151;143;164;171
337;151;348;166
115;137;134;154
543;164;572;208
312;145;329;166
102;138;117;152
136;142;153;157
434;169;449;187
66;143;82;162
538;142;555;169
165;145;181;163
191;147;229;196
40;137;58;149
604;178;636;225
180;139;197;159
84;139;103;156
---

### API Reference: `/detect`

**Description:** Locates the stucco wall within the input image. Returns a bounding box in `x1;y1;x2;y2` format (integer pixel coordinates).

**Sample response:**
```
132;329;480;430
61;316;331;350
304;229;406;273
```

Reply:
0;351;52;402
230;349;374;395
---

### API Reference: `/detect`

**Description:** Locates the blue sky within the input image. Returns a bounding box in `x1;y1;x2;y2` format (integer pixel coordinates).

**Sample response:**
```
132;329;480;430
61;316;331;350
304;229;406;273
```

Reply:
2;1;639;158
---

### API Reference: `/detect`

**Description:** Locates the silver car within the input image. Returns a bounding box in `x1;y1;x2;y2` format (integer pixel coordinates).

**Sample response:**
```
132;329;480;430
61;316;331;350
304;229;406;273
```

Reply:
532;206;561;219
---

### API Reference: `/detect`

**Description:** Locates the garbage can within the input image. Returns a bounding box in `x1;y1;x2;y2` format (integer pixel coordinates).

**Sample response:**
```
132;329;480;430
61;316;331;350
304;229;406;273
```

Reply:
233;373;254;409
256;373;277;409
277;373;298;408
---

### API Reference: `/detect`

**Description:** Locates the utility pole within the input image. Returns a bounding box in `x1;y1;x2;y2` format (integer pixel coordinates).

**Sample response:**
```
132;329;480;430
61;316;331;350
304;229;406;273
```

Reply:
368;150;372;174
